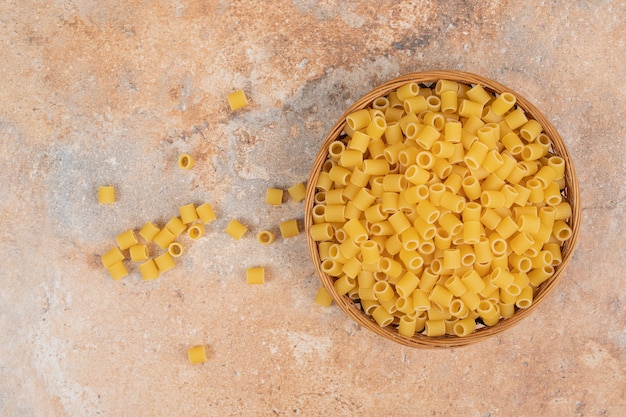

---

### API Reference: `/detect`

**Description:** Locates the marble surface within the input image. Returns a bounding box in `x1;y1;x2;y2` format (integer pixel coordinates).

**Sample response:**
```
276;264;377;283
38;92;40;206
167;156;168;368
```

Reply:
1;1;624;416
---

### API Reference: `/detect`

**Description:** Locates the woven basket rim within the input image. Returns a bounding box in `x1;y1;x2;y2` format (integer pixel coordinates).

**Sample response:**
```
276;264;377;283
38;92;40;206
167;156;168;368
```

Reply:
304;70;581;348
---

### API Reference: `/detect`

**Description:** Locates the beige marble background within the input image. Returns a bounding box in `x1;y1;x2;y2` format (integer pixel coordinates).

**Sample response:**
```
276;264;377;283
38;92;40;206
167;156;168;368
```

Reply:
1;1;624;416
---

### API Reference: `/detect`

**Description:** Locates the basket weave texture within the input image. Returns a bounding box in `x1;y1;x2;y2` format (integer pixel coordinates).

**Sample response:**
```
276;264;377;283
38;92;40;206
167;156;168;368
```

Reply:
304;70;581;348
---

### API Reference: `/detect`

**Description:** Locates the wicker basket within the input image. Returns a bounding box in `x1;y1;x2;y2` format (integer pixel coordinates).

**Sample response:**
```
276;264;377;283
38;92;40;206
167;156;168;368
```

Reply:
304;70;581;348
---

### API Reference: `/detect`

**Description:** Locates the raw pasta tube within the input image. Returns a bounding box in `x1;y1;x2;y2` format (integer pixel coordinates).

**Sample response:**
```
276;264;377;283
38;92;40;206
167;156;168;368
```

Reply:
225;219;248;240
98;186;115;204
188;223;205;240
154;252;176;273
288;183;307;202
398;315;417;337
228;89;248;110
165;217;187;237
139;222;160;242
188;345;208;364
107;261;128;281
266;188;283;206
129;244;149;262
153;227;176;250
196;203;217;224
178;154;194;170
179;203;199;224
314;287;333;307
139;259;159;281
371;305;394;327
102;247;125;268
246;267;265;284
257;230;276;245
279;219;300;238
116;229;138;251
168;242;184;258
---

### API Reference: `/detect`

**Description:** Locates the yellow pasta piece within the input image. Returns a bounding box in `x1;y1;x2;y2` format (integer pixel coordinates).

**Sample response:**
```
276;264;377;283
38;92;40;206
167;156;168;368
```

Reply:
102;247;125;269
314;286;334;307
227;89;248;110
288;183;307;202
188;345;208;364
188;223;205;240
114;229;138;252
257;230;275;245
371;305;394;327
225;219;248;240
179;203;199;224
246;267;265;284
424;319;446;337
266;188;284;206
453;317;476;337
129;244;149;262
107;261;128;281
196;203;217;224
139;222;160;242
397;315;417;337
97;186;115;204
154;252;176;273
153;227;176;250
278;219;299;238
139;259;160;281
165;217;187;237
168;242;184;258
178;153;194;170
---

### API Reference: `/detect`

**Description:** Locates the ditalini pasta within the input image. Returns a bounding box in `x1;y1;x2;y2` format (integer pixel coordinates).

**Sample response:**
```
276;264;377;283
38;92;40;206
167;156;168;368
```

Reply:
246;267;265;284
266;188;284;206
187;345;208;364
196;203;217;224
311;79;574;337
98;186;115;204
288;182;307;202
227;89;248;111
178;154;194;170
279;219;300;238
257;230;276;245
225;219;248;240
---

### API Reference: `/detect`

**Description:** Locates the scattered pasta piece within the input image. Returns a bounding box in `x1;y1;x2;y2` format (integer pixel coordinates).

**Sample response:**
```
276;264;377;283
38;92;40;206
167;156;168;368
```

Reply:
178;154;194;170
227;89;248;111
314;287;333;307
129;244;149;262
165;217;187;237
139;259;160;280
153;227;176;250
279;219;300;238
266;188;283;206
246;267;265;284
287;182;306;202
257;230;275;245
116;229;138;251
139;222;160;242
107;261;128;281
188;345;208;364
188;223;205;240
225;219;248;240
168;242;184;258
196;203;217;224
179;203;199;224
101;247;125;268
154;252;176;273
98;186;115;204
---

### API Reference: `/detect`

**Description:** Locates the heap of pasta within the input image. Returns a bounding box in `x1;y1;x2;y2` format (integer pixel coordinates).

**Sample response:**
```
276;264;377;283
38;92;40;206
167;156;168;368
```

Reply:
311;80;573;337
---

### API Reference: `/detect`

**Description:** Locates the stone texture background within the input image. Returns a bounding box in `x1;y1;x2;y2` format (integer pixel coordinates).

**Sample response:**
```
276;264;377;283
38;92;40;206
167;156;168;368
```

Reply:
1;1;624;416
